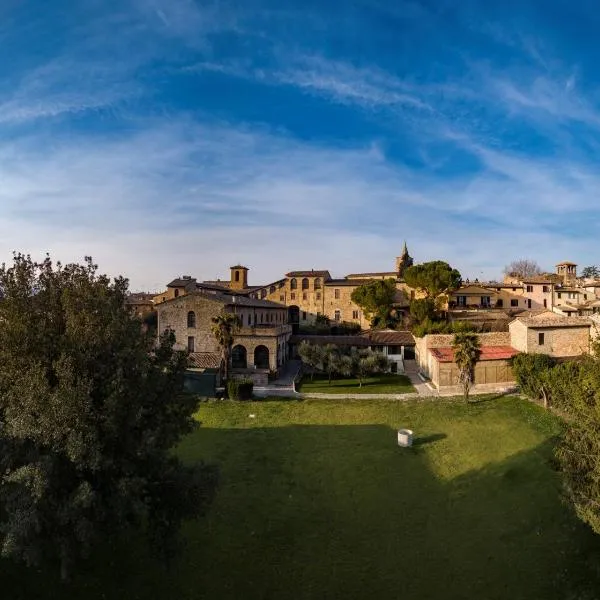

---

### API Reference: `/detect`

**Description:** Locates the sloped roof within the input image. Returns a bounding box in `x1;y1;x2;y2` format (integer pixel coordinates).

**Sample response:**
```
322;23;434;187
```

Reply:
367;330;415;345
290;335;370;347
156;290;286;309
556;261;577;266
431;346;519;363
326;278;375;286
286;270;331;278
345;271;397;278
167;277;197;288
189;352;221;369
516;312;590;326
452;285;497;295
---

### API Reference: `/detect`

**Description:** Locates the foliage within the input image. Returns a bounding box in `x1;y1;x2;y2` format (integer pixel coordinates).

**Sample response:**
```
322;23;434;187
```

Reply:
299;320;361;336
0;254;215;579
350;279;398;328
404;261;462;299
581;265;600;279
298;343;390;387
211;311;241;382
503;259;542;280
299;373;415;394
412;318;476;337
409;297;436;324
226;379;254;401
315;313;331;326
511;353;556;408
451;332;481;402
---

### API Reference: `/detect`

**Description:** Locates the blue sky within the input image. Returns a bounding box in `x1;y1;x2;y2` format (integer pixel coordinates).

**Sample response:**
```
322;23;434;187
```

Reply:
2;0;600;290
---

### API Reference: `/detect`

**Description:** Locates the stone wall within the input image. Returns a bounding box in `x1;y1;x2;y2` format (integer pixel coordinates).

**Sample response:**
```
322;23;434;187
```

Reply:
526;325;589;356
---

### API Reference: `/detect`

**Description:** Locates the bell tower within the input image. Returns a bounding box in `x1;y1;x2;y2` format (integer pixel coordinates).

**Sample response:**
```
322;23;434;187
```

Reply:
395;241;414;279
230;265;249;290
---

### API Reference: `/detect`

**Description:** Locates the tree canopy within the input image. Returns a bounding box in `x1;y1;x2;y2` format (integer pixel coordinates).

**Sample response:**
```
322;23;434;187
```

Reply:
404;261;461;299
350;278;398;328
581;266;600;279
0;255;215;579
503;259;542;279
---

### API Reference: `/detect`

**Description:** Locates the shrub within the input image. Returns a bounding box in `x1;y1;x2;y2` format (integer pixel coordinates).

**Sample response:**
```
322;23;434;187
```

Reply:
510;353;555;407
227;378;254;400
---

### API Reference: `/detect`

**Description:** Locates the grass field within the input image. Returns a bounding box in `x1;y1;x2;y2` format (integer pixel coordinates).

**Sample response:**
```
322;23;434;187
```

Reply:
2;396;600;599
299;373;415;394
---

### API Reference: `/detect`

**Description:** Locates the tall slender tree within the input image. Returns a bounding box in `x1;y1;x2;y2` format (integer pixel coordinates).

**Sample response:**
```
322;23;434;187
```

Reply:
211;311;241;382
452;332;481;402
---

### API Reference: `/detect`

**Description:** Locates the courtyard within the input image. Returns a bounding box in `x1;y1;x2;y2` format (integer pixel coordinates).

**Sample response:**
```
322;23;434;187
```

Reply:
3;396;599;599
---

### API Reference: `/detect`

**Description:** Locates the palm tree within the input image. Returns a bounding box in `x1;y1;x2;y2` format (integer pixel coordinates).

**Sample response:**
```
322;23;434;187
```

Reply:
211;311;241;383
452;332;481;402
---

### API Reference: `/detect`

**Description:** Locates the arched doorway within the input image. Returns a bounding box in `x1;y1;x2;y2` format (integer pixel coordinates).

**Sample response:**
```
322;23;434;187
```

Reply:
254;345;270;369
232;345;247;369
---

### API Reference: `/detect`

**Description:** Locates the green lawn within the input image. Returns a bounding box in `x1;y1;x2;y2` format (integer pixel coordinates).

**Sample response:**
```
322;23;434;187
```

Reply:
299;372;416;394
2;396;600;599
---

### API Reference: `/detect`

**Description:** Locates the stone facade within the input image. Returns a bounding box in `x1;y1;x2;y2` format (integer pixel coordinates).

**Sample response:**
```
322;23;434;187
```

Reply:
509;315;590;357
155;292;292;373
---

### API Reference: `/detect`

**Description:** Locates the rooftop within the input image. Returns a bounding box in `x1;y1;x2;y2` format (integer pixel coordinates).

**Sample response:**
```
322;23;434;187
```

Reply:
367;330;415;345
290;335;370;347
515;312;591;327
167;276;197;288
286;270;331;278
189;352;221;370
431;346;519;363
157;290;286;309
344;271;397;278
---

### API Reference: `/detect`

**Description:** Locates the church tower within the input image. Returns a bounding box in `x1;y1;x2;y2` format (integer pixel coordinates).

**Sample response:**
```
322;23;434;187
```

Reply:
395;241;414;278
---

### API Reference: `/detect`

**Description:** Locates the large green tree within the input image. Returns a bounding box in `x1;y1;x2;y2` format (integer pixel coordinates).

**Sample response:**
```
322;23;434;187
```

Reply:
451;332;481;402
350;278;398;328
404;261;462;300
0;255;215;580
581;265;600;279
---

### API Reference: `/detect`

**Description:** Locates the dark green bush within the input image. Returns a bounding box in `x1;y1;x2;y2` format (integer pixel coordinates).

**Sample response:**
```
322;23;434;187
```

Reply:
227;378;254;400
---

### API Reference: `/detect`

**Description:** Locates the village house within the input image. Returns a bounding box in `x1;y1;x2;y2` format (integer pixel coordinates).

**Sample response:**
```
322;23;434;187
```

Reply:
155;290;292;386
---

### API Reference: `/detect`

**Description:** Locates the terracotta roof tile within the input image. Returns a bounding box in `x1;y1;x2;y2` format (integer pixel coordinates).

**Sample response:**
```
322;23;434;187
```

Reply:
431;346;518;363
189;352;221;369
367;330;415;345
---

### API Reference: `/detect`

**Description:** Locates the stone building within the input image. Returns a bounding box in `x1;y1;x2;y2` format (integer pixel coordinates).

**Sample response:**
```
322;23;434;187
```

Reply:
155;290;292;384
509;312;591;356
245;244;417;328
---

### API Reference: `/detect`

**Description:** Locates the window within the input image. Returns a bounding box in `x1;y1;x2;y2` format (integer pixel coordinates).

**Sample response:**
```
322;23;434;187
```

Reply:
248;314;251;326
290;278;297;290
260;313;263;324
174;289;180;298
557;292;562;299
543;299;547;308
270;286;276;294
187;311;196;328
352;310;359;319
253;313;257;325
302;311;307;320
316;292;321;300
584;294;588;300
187;336;195;353
235;271;240;282
279;294;284;302
261;289;267;299
543;286;549;293
526;285;533;293
334;309;341;322
302;292;307;301
512;287;516;292
291;293;296;300
510;299;518;307
334;289;340;299
314;278;322;290
538;332;545;345
302;278;309;290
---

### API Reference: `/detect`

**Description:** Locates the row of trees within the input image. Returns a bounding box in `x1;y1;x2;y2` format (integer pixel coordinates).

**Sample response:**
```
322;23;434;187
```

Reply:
512;352;600;535
0;255;217;580
298;342;389;387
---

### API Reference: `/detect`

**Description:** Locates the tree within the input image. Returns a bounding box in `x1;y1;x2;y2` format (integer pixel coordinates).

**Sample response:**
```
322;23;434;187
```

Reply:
510;353;556;408
0;255;215;580
409;297;436;325
351;278;398;329
581;266;600;279
503;259;542;280
298;341;323;380
350;349;389;387
211;311;241;383
451;332;481;402
404;261;462;299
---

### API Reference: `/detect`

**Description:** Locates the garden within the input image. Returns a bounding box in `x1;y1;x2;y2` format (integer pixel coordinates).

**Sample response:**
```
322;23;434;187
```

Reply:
4;395;600;599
